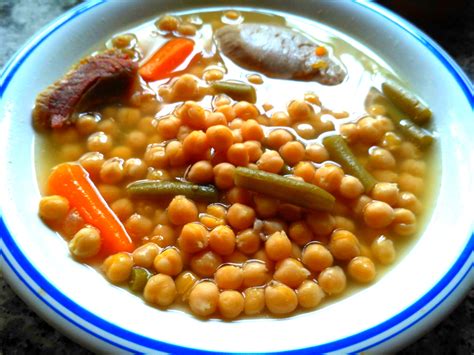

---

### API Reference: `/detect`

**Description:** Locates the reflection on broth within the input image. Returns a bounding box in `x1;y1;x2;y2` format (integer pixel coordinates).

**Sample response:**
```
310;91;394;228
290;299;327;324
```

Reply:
34;8;438;320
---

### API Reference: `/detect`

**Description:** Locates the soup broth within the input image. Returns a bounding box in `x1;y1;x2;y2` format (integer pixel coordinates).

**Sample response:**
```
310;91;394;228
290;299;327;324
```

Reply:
35;7;438;319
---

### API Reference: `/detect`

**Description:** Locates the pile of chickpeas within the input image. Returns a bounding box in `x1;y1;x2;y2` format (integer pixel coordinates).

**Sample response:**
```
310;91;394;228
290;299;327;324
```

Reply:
38;43;428;319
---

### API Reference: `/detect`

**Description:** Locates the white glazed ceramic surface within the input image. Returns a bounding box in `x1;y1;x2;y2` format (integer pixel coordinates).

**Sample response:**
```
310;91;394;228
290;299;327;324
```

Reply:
0;1;472;353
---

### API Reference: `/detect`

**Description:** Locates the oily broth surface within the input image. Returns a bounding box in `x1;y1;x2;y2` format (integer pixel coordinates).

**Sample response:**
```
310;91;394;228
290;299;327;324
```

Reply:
35;7;439;316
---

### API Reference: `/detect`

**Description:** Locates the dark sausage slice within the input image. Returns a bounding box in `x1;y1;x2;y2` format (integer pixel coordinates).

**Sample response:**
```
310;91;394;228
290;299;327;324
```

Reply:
215;24;346;85
33;49;138;130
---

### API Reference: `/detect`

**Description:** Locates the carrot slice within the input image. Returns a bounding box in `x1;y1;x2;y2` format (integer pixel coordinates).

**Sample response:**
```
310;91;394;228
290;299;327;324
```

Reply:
139;38;195;81
47;163;134;255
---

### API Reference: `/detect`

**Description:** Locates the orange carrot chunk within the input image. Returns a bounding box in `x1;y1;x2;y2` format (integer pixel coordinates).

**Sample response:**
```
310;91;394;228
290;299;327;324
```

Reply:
139;38;195;81
47;163;134;255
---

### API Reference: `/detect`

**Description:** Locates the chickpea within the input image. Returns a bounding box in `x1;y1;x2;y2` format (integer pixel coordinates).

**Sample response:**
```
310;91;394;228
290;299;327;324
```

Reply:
226;143;249;166
313;164;344;192
116;107;140;128
348;256;376;283
257;150;284;174
290;242;303;260
215;265;243;290
191;250;222;277
363;200;395;228
203;69;224;82
151;224;176;248
189;281;219;317
243;287;265;315
288;100;311;121
400;159;426;177
226;187;252;205
236;228;260;254
144;144;168;168
338;175;364;199
288;221;313;246
398;173;424;196
216;290;244;319
301;243;333;272
265;231;292;261
68;226;101;259
132;242;161;268
215;104;236;122
175;271;198;301
279;141;305;166
207;204;227;219
273;258;310;289
100;158;124;184
334;216;356;232
187;160;214;184
270;111;291;126
110;198;134;221
396;141;421;160
180;104;208;130
227;203;256;230
357;116;384;144
392;208;417;236
340;123;359;144
262;219;288;236
39;195;69;221
167;196;198;225
397;191;422;214
178;23;197;36
305;143;329;163
79;152;105;178
369;147;396;170
224;250;248;264
87;132;112;153
207;225;235;256
318;266;346;295
205;125;233;152
266;129;293;150
241;119;264;142
265;282;298;315
371;235;396;265
97;119;119;138
156;15;179;31
254;195;279;218
212;162;235;190
242;261;270;287
124;214;152;240
165;141;188;167
172;78;200;102
102;252;133;284
60;143;85;161
328;229;360;261
247;73;263;84
370;182;399;207
153;248;183;276
305;211;335;237
123;158;147;180
109;146;132;160
144;274;177;307
244;140;263;162
297;280;325;309
200;214;224;229
178;222;208;253
76;114;98;135
293;162;316;183
234;101;259;120
157;116;181;140
97;184;122;203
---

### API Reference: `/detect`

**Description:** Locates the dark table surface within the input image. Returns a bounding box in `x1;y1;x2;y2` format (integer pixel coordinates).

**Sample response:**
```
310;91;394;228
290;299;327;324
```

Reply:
0;0;472;354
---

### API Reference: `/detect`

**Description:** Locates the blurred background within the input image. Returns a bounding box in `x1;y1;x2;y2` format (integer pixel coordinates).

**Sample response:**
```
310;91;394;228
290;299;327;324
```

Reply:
0;0;472;354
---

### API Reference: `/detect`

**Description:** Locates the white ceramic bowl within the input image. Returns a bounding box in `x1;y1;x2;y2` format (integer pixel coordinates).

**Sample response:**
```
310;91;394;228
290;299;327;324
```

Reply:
1;1;472;353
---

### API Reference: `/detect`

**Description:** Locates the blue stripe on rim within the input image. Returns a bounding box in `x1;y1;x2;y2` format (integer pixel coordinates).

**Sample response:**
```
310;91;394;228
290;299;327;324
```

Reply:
0;0;472;353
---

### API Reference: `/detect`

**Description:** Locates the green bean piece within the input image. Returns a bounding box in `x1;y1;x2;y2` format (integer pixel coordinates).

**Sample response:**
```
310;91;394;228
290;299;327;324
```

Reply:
234;167;335;211
323;135;377;193
129;267;151;293
382;81;432;125
210;81;257;103
365;87;434;148
127;180;218;202
280;164;293;175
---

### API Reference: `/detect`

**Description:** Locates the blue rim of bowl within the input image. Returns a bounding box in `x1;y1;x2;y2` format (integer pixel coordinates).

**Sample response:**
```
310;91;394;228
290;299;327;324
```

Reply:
0;0;473;353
